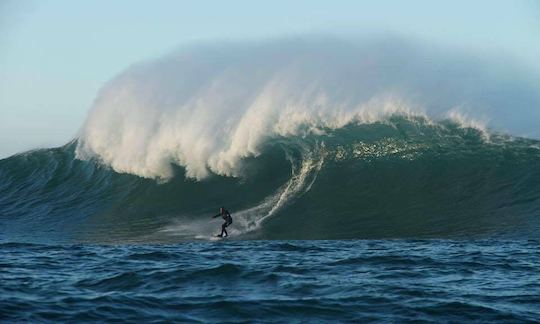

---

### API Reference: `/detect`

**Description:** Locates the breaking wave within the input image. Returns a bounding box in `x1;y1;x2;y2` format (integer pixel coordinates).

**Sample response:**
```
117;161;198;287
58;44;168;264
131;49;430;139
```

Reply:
2;116;540;243
75;37;540;180
2;37;540;243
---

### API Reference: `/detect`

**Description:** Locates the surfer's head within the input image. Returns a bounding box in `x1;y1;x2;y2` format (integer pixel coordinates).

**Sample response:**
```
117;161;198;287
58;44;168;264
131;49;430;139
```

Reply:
220;207;224;213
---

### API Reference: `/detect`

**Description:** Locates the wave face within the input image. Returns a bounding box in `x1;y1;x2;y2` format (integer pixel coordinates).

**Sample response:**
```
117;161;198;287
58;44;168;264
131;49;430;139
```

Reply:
2;116;540;243
3;37;540;243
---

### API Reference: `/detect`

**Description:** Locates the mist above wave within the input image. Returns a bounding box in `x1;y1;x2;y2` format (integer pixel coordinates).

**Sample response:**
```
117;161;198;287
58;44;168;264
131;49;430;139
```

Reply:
76;36;540;180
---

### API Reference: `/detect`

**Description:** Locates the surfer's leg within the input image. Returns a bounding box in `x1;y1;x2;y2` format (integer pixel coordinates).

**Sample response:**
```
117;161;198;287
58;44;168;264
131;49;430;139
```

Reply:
222;222;228;237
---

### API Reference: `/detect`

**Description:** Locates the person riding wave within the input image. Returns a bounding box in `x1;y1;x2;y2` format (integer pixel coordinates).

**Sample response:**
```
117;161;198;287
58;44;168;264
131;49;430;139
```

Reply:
212;207;233;237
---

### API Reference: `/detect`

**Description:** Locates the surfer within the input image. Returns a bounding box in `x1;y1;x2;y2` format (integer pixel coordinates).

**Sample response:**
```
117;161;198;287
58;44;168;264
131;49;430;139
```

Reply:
212;207;233;237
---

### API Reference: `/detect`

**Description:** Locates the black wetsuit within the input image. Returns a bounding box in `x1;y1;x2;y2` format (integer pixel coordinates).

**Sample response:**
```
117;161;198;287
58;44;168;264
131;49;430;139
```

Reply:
213;209;232;237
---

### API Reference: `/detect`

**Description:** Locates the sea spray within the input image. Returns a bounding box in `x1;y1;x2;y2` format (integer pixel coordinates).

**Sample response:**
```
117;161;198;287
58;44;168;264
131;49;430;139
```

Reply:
75;37;540;180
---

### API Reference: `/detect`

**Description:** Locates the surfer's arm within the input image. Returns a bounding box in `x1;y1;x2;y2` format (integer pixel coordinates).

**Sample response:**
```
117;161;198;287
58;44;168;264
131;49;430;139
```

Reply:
212;214;221;218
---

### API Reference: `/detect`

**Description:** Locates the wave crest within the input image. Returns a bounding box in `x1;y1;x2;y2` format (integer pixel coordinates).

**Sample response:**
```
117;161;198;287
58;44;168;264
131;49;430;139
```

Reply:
75;37;540;180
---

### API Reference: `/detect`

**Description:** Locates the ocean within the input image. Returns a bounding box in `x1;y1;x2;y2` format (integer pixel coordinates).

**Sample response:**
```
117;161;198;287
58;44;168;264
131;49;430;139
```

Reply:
2;240;539;322
2;115;540;322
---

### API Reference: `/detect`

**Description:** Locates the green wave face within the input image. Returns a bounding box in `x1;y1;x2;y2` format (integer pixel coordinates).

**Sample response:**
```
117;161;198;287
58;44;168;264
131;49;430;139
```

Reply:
1;116;540;243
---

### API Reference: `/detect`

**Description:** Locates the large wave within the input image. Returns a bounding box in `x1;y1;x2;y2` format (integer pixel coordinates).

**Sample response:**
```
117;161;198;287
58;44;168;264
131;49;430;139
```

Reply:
2;116;540;243
2;37;540;243
75;37;540;180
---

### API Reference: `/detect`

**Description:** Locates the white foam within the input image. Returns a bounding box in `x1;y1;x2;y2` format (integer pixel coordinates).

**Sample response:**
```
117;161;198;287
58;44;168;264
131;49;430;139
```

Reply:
76;37;540;180
234;144;326;233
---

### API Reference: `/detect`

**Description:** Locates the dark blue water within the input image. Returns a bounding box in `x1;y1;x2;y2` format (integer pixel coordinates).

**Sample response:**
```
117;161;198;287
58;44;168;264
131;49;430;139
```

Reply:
2;239;539;323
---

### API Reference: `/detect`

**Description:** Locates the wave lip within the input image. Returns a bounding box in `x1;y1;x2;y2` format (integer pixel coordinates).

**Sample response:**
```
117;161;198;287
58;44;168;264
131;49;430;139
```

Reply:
75;37;540;181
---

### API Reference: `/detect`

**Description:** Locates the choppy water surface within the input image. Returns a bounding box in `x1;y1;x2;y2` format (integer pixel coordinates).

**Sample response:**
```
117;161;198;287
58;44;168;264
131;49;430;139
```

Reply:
2;239;539;323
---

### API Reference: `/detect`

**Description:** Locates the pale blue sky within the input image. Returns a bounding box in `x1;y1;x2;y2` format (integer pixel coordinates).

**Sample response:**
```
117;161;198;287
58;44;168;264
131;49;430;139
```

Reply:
1;0;539;157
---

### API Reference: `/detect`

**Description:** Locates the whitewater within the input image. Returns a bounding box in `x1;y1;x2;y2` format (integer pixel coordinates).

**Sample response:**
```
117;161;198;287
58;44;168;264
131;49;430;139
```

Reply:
76;37;540;181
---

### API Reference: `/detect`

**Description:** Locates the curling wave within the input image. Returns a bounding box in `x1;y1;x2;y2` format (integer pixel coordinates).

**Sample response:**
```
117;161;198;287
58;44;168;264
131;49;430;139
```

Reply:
2;37;540;243
1;116;540;243
75;37;540;180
